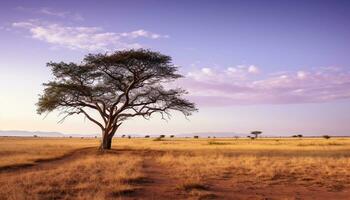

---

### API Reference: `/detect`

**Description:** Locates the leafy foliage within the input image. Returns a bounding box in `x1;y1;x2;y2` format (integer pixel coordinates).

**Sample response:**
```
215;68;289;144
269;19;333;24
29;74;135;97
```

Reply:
37;49;197;149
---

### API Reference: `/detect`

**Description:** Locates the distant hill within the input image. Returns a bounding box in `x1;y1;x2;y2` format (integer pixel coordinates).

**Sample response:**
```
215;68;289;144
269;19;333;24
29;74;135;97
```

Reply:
0;130;98;137
0;130;65;137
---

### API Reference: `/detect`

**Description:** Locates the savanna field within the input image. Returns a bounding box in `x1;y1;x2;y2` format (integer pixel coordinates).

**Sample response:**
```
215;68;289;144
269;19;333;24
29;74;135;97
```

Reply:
0;137;349;200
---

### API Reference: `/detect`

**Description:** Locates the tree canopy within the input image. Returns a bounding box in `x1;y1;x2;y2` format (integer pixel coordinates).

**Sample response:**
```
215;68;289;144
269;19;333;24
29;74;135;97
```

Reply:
37;49;197;149
250;131;262;138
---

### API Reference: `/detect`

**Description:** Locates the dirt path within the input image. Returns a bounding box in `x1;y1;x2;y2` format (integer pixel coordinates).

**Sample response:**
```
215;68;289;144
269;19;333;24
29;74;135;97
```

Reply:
127;156;185;200
1;148;350;200
0;147;96;174
0;148;194;199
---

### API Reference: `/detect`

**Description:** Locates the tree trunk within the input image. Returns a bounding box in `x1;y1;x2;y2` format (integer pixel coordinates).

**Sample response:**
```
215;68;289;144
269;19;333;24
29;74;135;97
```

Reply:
100;133;113;150
99;124;120;151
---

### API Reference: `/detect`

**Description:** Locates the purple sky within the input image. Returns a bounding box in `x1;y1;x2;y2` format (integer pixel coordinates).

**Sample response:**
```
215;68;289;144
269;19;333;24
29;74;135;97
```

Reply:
0;0;350;136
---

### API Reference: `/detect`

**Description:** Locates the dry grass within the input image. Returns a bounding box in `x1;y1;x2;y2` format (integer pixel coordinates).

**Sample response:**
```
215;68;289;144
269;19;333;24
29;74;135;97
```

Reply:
0;152;144;200
0;137;350;199
0;137;99;167
152;138;350;195
157;151;350;189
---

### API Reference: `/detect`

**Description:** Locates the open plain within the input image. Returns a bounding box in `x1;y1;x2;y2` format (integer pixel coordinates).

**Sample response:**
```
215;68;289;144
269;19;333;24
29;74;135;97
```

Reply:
0;137;349;200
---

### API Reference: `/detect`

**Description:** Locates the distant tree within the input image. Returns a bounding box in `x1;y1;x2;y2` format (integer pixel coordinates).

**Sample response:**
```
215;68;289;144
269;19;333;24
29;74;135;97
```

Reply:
292;135;298;138
33;135;38;138
323;135;331;139
128;135;131;139
170;135;174;138
145;135;150;138
250;131;262;139
194;136;199;139
121;135;126;138
160;135;166;138
36;49;197;150
297;134;303;138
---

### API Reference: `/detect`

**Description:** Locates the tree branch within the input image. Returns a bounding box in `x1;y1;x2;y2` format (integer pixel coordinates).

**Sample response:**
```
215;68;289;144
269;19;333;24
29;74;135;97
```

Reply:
79;108;105;131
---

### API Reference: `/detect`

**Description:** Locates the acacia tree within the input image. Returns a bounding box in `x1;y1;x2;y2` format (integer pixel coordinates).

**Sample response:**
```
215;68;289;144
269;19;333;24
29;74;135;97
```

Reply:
37;49;197;150
250;131;262;138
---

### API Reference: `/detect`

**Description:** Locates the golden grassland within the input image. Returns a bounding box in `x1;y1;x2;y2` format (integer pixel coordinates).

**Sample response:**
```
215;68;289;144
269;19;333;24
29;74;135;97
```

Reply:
117;137;350;196
0;137;99;167
0;152;144;200
0;137;350;199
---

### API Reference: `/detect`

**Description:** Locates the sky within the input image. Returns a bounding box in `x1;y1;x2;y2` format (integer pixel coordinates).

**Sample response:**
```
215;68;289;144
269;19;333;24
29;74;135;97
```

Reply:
0;0;350;136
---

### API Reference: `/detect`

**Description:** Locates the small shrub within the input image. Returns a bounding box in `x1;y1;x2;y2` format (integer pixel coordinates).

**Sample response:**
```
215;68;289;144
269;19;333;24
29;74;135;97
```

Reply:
33;135;38;138
128;135;131;139
292;134;303;138
247;136;255;140
323;135;331;139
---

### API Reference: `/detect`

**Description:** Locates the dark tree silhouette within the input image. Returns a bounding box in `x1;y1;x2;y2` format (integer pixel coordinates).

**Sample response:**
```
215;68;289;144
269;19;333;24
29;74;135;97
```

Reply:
250;131;262;138
37;49;197;150
322;135;331;139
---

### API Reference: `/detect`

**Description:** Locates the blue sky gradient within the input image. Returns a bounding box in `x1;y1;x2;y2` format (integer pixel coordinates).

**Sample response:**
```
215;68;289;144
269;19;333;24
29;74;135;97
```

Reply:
1;0;350;136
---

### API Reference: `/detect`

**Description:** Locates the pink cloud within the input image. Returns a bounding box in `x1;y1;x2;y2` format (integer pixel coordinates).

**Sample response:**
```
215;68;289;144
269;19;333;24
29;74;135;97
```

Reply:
178;66;350;106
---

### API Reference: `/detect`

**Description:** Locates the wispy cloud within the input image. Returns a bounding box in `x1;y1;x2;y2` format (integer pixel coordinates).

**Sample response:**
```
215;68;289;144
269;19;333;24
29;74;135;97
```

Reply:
39;7;84;21
12;20;168;51
179;66;350;106
38;7;69;18
121;29;169;39
16;6;84;21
